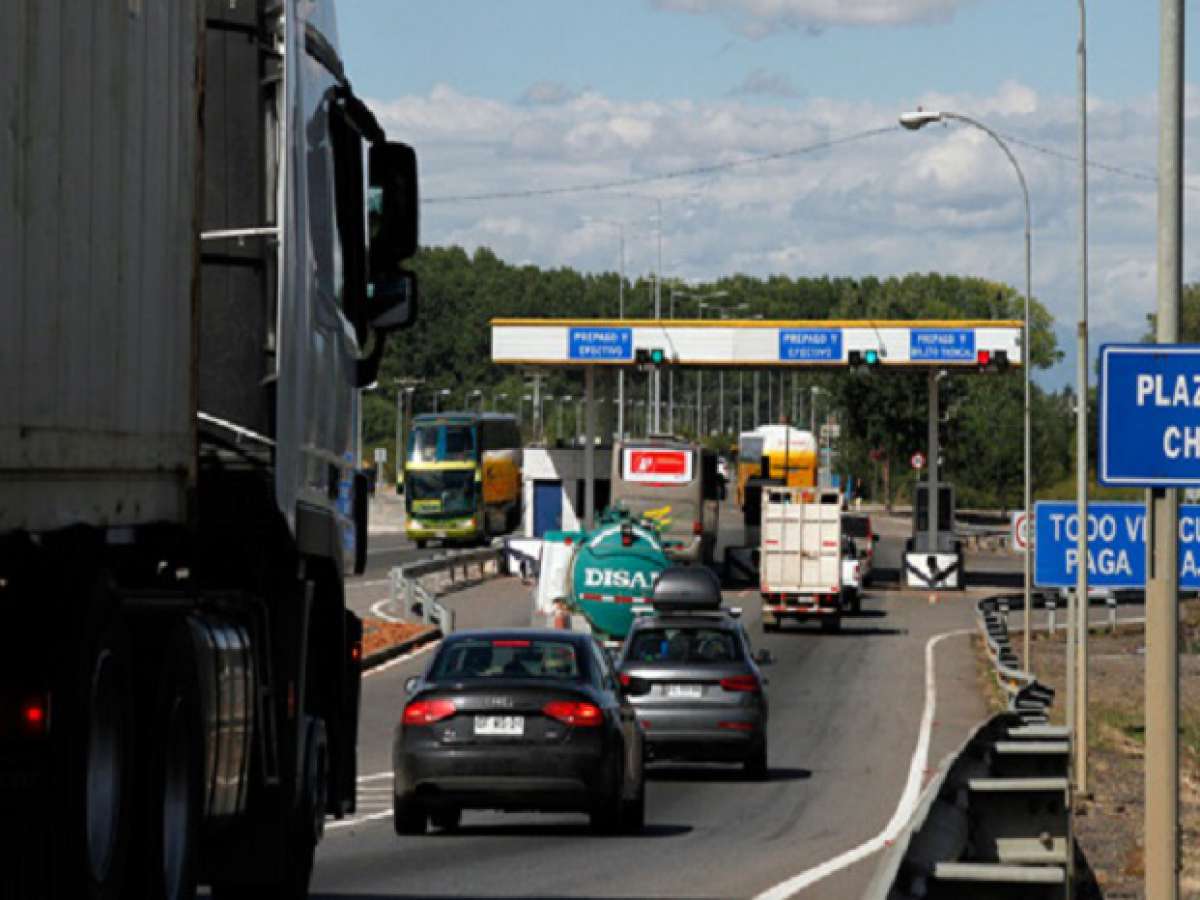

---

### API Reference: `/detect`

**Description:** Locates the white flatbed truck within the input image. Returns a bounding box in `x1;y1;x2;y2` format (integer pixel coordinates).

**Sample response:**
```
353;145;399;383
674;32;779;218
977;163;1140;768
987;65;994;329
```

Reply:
759;487;846;633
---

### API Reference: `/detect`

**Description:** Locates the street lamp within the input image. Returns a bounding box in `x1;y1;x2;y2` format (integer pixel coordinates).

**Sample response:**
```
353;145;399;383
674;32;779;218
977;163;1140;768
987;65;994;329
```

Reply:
540;396;554;443
671;287;729;434
558;396;573;444
469;389;483;412
492;392;508;412
432;388;451;414
900;107;1033;668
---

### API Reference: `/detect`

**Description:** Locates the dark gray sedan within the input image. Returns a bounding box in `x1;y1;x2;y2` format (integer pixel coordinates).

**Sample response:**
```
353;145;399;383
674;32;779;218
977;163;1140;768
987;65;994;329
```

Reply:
615;609;771;778
393;629;647;834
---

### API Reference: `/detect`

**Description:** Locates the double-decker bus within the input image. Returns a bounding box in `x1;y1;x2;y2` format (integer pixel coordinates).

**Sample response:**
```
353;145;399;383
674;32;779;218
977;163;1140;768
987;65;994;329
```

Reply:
404;412;523;547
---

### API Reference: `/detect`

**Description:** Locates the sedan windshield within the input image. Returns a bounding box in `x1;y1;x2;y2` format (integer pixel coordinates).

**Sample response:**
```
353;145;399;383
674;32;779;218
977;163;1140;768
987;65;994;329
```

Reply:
626;628;740;664
430;638;585;682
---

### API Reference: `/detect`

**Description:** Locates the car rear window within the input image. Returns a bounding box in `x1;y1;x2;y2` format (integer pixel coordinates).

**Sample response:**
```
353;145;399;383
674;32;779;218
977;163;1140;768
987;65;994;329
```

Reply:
430;638;584;681
843;516;870;538
626;628;740;664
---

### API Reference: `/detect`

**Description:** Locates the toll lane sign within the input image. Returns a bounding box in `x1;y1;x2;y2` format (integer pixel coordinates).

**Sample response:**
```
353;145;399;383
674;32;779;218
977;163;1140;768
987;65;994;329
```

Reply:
910;329;975;362
779;328;843;361
1033;500;1200;588
1099;344;1200;486
568;327;632;361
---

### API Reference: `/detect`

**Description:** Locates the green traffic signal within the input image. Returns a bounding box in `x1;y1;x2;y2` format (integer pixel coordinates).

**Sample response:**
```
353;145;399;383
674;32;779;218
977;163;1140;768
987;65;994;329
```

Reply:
650;348;665;365
864;349;879;365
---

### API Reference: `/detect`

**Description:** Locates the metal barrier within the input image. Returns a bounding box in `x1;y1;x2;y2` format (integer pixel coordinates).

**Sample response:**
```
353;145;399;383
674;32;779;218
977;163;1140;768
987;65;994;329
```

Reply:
388;545;504;634
866;593;1071;898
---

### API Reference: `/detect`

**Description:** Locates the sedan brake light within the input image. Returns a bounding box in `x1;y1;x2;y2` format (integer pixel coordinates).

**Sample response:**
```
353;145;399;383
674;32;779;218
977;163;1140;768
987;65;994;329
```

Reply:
402;698;457;726
542;700;603;727
618;674;631;687
719;674;760;693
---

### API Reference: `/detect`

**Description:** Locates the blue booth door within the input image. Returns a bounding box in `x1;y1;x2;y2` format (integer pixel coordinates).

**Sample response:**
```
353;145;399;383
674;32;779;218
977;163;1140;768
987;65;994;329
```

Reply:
533;480;563;537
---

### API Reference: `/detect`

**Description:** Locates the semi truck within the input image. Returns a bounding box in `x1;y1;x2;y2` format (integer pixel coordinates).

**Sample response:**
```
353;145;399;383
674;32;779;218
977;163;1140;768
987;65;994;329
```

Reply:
0;2;418;897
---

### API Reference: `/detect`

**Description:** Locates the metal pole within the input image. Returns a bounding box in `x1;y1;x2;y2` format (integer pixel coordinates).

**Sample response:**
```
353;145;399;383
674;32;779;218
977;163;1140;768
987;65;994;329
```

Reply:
1147;1;1183;895
1074;0;1091;798
719;371;725;437
738;372;744;434
768;373;773;424
618;229;625;440
928;371;939;555
669;289;675;434
696;305;704;437
400;386;410;487
753;372;759;427
653;198;663;433
585;368;596;528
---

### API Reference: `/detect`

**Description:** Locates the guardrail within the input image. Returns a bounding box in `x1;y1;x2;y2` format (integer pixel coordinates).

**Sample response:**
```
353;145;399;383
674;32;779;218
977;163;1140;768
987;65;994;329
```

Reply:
388;545;504;634
866;593;1071;899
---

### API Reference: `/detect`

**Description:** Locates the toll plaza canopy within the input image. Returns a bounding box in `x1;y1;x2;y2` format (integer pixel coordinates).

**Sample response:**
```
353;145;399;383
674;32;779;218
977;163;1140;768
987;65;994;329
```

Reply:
490;318;1023;368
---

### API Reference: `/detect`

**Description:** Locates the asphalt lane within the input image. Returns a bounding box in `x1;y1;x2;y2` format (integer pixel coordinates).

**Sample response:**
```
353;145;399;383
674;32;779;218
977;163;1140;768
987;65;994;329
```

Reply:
311;508;989;900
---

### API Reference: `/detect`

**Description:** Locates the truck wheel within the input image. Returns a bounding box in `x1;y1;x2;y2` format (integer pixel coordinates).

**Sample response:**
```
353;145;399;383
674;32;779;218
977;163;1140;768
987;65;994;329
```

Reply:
78;619;136;900
210;718;327;900
148;639;202;900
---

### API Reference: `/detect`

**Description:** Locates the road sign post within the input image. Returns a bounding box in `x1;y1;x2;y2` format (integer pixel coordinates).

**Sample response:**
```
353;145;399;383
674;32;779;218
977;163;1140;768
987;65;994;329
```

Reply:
1010;510;1033;554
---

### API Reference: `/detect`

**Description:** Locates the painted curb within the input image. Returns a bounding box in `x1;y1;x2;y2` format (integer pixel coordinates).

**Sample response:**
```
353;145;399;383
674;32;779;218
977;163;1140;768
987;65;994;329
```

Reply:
361;627;441;672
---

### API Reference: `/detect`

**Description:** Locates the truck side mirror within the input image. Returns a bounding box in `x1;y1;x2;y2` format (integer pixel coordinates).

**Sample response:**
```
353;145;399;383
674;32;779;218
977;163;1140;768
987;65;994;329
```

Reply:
367;142;419;334
369;141;418;266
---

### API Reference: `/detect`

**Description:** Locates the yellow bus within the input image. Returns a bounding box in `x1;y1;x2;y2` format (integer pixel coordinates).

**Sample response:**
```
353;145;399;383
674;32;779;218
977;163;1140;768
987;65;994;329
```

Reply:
735;425;817;507
404;412;522;547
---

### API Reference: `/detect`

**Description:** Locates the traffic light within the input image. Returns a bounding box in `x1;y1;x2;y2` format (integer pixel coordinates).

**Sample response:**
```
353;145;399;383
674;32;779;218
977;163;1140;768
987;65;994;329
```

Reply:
635;348;667;366
976;349;1009;372
848;349;882;368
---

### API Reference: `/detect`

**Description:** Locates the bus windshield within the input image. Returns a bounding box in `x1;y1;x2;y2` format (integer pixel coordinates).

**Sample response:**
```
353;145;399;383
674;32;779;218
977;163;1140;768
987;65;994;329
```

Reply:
408;423;477;463
406;469;476;517
738;436;764;462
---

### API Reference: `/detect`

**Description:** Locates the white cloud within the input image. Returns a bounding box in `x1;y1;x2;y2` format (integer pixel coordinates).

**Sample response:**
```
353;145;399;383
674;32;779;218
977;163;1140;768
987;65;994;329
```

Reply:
649;0;975;38
369;78;1200;388
519;81;578;106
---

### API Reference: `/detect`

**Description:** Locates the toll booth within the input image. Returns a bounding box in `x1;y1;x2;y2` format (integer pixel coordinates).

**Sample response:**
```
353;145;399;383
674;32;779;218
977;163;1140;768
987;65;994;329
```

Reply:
522;446;613;537
905;481;964;589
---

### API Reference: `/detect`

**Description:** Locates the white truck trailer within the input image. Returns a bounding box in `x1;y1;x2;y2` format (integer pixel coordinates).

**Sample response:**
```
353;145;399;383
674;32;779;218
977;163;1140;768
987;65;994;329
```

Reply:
759;487;846;632
0;2;419;897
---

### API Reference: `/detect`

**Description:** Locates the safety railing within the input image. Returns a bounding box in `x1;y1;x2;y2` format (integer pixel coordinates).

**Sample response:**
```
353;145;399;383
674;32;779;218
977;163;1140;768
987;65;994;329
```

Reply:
866;593;1071;899
388;545;504;634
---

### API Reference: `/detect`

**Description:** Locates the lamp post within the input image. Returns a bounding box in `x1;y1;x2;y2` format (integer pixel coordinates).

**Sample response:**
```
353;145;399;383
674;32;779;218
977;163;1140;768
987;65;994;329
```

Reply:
671;287;729;434
521;394;532;433
540;396;554;443
492;392;508;412
469;389;483;412
432;388;451;415
900;107;1033;672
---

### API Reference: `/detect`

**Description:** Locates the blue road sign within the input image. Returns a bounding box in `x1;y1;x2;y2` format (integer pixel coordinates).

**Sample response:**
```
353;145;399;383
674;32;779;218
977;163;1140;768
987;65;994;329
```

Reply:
1034;500;1200;588
568;327;633;361
778;328;843;361
1099;343;1200;486
910;328;975;362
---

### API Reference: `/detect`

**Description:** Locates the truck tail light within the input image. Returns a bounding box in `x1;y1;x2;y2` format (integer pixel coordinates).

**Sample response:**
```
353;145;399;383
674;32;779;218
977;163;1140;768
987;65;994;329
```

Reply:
693;520;703;535
402;699;457;726
542;701;602;727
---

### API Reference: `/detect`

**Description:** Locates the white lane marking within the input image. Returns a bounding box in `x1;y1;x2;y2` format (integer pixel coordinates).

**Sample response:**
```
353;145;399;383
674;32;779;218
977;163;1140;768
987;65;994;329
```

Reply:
368;598;406;622
752;627;973;900
363;637;439;679
328;809;393;830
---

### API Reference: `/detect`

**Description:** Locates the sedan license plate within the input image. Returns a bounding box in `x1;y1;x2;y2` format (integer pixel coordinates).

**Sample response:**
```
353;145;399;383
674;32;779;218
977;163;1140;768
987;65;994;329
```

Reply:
666;684;703;699
474;715;524;736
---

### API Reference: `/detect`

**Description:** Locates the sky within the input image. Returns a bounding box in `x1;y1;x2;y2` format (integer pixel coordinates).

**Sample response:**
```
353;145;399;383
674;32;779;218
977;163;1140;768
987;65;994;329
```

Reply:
337;1;1200;391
